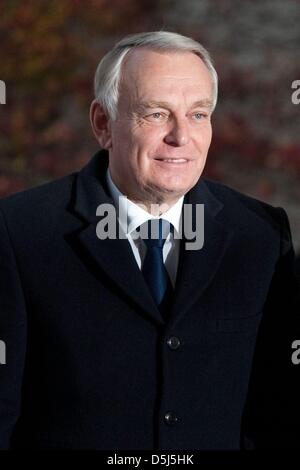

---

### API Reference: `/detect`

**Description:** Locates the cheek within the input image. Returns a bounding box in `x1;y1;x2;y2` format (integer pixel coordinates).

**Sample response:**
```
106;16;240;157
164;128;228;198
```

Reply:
111;119;136;146
196;126;212;149
205;124;213;144
133;126;165;151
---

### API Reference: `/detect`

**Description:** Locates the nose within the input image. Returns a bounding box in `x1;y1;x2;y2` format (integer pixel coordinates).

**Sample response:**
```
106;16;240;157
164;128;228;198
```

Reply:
164;117;190;147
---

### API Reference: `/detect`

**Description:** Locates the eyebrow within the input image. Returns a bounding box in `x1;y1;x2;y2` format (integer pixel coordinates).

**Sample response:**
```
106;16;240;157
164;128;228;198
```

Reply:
138;99;214;111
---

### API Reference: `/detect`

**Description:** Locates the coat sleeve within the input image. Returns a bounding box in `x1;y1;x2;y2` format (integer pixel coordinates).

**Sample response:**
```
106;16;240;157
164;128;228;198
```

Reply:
242;207;300;449
0;207;27;449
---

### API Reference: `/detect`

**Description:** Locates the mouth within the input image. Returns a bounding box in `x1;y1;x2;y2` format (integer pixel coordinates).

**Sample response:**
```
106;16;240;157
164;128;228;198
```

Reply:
154;158;190;164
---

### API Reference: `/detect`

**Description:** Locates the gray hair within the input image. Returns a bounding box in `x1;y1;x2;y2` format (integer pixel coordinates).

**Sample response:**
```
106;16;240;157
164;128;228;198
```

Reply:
94;31;218;120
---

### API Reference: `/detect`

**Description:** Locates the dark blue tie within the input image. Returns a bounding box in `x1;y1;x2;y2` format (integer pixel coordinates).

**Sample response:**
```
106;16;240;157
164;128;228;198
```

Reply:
140;219;173;317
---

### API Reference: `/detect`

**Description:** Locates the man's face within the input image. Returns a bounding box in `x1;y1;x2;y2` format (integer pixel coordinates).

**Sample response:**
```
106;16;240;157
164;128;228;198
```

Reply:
106;49;213;209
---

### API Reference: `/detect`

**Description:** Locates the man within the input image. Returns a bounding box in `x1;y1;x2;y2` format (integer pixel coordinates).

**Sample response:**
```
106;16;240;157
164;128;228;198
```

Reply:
0;31;299;450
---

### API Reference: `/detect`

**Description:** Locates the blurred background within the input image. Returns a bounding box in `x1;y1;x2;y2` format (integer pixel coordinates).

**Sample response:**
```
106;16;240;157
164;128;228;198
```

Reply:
0;0;299;261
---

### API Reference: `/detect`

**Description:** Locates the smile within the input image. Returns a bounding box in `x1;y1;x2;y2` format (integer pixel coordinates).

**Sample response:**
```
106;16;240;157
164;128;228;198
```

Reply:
154;158;189;163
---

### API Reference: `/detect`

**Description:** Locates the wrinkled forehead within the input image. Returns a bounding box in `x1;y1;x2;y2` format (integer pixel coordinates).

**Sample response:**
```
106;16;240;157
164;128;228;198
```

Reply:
119;48;213;101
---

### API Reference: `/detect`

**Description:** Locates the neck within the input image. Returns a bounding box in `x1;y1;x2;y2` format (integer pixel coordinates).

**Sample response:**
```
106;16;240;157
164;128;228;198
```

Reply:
133;199;178;216
108;171;182;215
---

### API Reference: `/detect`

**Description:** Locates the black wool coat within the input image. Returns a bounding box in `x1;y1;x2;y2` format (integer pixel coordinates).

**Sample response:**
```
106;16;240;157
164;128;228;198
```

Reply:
0;150;299;449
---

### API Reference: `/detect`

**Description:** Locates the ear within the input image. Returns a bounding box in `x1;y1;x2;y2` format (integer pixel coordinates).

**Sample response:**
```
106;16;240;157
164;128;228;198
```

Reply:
89;100;112;149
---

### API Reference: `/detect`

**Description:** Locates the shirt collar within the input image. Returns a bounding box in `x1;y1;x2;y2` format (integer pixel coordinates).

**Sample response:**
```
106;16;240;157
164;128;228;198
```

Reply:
106;168;184;236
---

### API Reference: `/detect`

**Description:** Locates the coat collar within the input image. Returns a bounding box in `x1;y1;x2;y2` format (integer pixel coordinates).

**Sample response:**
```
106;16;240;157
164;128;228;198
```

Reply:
69;149;234;327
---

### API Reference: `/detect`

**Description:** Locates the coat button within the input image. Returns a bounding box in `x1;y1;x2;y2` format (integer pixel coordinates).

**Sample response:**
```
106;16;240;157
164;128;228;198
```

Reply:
167;336;181;350
164;411;179;426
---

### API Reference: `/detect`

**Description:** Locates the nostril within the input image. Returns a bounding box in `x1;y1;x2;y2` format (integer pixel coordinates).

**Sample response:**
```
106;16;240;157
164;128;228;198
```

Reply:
165;141;180;147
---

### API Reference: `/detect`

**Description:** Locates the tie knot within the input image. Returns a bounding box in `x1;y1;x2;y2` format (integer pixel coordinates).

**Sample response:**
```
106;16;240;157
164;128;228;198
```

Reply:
138;219;173;249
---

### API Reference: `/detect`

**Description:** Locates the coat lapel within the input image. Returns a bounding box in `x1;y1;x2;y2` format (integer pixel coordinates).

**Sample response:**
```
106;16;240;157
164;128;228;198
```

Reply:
69;150;165;325
168;179;234;329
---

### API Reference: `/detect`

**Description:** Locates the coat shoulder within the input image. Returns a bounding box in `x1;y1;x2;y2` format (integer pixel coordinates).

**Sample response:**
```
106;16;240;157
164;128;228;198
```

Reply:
0;173;76;218
202;177;285;231
0;173;78;243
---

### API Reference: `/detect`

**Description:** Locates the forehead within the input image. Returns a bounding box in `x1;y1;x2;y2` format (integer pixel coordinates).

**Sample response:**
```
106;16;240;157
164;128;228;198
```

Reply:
120;49;213;101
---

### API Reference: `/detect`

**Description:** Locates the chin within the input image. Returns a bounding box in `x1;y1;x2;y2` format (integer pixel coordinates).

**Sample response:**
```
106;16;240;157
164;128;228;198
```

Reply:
161;178;195;194
157;185;188;201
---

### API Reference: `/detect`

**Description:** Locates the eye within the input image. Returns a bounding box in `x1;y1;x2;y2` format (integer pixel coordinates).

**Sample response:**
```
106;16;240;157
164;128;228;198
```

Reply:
145;112;168;122
193;112;207;120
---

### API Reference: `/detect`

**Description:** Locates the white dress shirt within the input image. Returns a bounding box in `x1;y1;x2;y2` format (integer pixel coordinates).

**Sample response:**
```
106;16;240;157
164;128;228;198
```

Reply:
106;169;184;287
